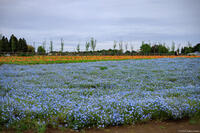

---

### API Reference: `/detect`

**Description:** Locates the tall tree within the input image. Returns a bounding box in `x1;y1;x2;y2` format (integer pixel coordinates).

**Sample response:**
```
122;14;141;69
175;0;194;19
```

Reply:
0;37;3;52
0;36;7;52
85;41;90;52
21;38;28;52
5;37;10;52
76;43;80;53
113;40;117;50
18;38;23;52
125;42;128;52
10;34;18;53
50;40;53;52
90;37;96;52
171;41;175;52
61;38;64;52
42;40;46;51
119;41;123;53
151;44;159;53
176;43;181;54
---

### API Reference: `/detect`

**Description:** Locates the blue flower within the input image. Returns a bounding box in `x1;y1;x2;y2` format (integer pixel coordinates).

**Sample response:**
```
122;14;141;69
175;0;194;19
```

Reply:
0;58;200;129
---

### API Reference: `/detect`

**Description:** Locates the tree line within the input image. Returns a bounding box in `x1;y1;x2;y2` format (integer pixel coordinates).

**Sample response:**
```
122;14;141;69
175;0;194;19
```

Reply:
0;34;35;54
0;34;199;55
140;41;200;55
74;39;200;55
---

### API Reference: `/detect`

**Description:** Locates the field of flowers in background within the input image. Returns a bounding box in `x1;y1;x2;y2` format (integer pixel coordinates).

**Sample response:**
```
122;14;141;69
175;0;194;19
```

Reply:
0;58;200;131
0;55;200;65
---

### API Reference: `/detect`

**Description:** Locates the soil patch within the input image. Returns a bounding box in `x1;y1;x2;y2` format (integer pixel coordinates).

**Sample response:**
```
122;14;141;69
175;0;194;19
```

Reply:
12;119;199;133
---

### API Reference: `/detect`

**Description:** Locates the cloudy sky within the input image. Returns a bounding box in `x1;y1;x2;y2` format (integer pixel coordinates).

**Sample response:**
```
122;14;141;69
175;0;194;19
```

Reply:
0;0;199;51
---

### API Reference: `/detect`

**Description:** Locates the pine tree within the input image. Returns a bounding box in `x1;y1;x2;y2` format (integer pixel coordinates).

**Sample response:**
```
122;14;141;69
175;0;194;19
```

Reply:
0;37;3;52
18;38;23;52
0;36;5;52
10;34;18;53
21;38;28;52
2;36;10;52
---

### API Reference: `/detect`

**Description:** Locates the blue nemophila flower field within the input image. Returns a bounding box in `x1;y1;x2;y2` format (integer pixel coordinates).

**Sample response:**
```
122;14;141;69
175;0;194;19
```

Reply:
0;58;200;130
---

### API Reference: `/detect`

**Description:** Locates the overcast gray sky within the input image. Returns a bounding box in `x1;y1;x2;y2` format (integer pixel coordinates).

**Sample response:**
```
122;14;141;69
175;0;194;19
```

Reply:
0;0;200;51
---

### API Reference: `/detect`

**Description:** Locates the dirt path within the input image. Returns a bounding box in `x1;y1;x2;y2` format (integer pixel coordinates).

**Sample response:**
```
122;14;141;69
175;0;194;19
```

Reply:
2;120;200;133
44;120;200;133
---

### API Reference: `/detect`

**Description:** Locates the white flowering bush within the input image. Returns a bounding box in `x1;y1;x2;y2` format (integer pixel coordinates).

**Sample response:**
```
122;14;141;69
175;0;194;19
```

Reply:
0;58;200;130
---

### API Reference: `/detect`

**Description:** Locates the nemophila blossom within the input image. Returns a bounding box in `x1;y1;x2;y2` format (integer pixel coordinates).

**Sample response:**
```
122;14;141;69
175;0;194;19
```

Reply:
0;58;200;129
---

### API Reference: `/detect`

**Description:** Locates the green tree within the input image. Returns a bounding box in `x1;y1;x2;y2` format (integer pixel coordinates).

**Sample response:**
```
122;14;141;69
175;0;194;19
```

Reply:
140;41;151;54
42;41;46;52
176;44;181;54
181;42;193;54
158;44;168;53
0;36;6;52
90;37;96;52
21;38;28;52
125;42;128;52
171;41;175;52
151;43;169;54
113;40;117;50
151;44;159;53
18;38;23;52
181;46;192;54
118;41;123;54
18;38;28;52
61;38;64;52
193;43;200;52
0;37;2;52
50;40;53;52
27;45;35;53
37;46;46;54
10;34;18;53
85;41;90;52
2;36;10;52
76;43;80;53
